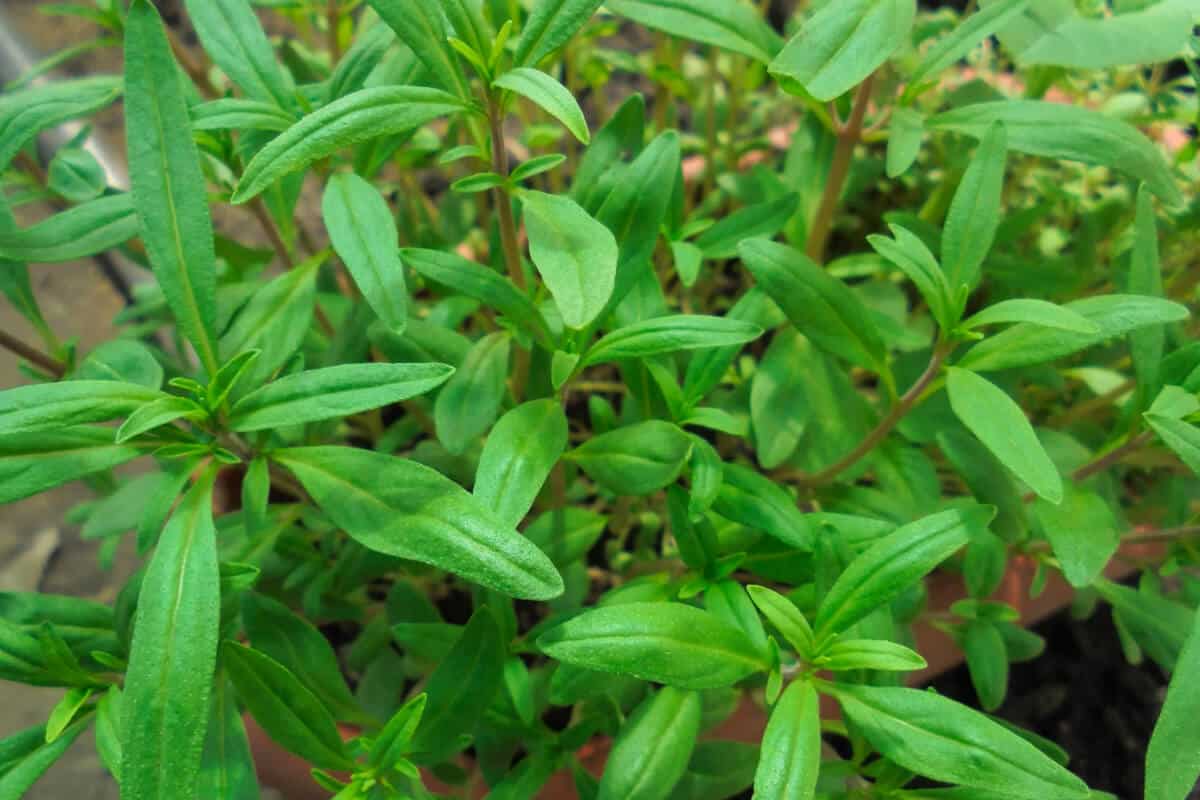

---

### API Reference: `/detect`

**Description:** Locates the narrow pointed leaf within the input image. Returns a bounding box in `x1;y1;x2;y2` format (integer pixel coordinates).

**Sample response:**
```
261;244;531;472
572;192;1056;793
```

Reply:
523;191;618;329
125;0;220;372
754;679;821;800
598;687;702;800
121;470;221;800
830;683;1090;798
474;399;569;528
495;68;589;143
323;172;407;333
276;446;564;600
230;363;453;432
1146;608;1200;800
0;194;138;263
233;87;465;203
814;506;990;639
947;368;1062;503
538;602;769;689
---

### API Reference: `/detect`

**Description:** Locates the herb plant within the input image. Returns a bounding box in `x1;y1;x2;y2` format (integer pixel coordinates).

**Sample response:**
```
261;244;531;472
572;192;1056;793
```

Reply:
1;0;1199;798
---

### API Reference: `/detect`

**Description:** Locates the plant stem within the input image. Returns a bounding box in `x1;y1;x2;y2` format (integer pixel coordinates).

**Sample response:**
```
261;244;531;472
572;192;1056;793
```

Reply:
0;329;66;378
1072;431;1155;485
486;92;530;402
327;0;341;61
788;341;949;488
806;74;875;263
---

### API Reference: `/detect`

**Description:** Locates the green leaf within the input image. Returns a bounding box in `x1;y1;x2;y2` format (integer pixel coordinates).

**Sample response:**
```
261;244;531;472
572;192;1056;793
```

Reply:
122;396;207;444
182;0;295;108
673;741;759;800
693;194;800;260
230;363;452;432
190;98;295;132
1130;184;1166;399
222;642;352;771
1146;415;1200;476
829;683;1089;798
511;153;568;183
121;470;221;800
452;172;507;193
45;688;93;742
538;602;768;689
1096;579;1193;669
747;585;814;656
0;193;138;263
962;299;1099;334
0;76;122;170
886;107;925;177
219;254;320;391
495;68;589;143
868;224;954;330
605;0;782;63
515;0;605;66
523;190;618;329
1146;607;1200;800
942;121;1007;294
410;609;504;762
1032;485;1119;588
713;463;813;552
0;427;141;504
76;340;163;388
814;506;990;640
583;315;763;367
963;619;1008;711
233;87;465;203
996;0;1195;70
821;639;927;672
753;679;821;800
0;719;88;798
567;420;693;496
474;399;569;528
959;295;1189;372
433;331;510;455
525;507;607;566
241;593;362;721
770;0;916;101
94;687;122;782
672;241;704;288
368;693;426;769
751;328;812;469
739;238;886;371
327;21;395;103
323;172;408;333
197;677;260;800
125;0;221;373
686;293;784;406
0;380;162;436
276;446;564;600
928;100;1183;207
403;248;542;335
47;147;106;202
367;0;471;98
598;687;701;800
909;0;1031;86
595;132;681;309
946;368;1063;503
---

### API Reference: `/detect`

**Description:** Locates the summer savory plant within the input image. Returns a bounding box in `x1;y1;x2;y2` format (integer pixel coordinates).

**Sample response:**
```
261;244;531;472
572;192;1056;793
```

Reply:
0;0;1199;797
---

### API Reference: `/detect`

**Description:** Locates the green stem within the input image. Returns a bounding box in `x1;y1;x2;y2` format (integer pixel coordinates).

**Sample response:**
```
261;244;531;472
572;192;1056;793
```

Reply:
486;92;530;402
806;74;876;263
786;341;949;488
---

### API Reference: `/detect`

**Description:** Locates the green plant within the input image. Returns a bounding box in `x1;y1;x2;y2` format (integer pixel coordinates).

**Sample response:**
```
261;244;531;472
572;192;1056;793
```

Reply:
1;0;1198;797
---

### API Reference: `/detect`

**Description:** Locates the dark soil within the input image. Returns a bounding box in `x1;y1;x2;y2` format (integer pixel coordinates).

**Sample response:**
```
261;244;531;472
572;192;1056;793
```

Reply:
932;606;1189;799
